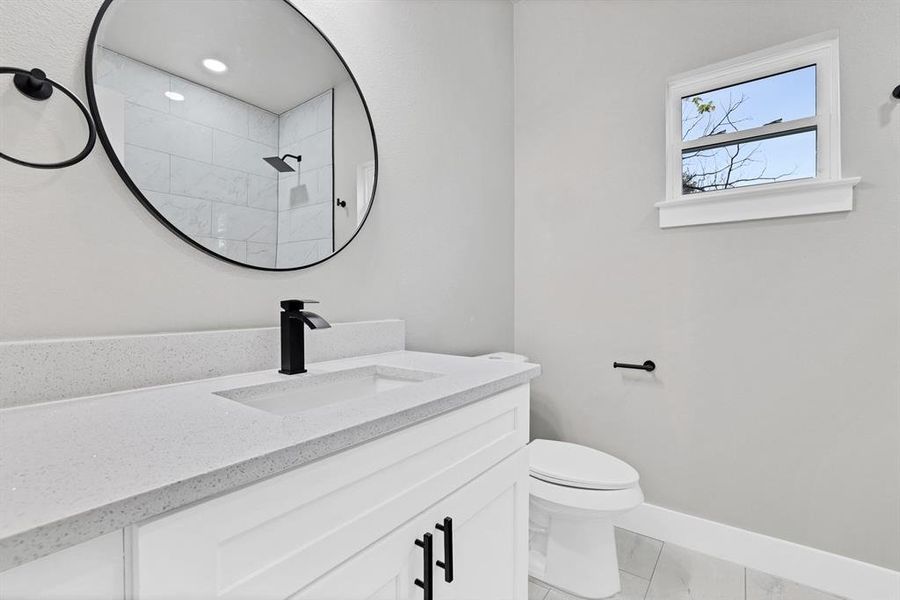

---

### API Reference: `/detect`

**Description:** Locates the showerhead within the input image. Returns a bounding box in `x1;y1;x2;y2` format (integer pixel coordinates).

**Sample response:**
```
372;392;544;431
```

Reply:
263;154;301;173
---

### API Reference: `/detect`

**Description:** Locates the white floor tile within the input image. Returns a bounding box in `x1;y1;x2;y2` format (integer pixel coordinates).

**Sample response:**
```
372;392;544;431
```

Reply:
545;586;585;600
746;569;845;600
645;543;745;600
545;588;579;600
613;572;651;600
529;579;550;600
616;527;663;580
540;571;649;600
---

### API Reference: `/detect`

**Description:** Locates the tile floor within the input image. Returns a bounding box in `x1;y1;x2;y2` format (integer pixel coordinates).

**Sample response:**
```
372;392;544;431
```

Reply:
528;528;846;600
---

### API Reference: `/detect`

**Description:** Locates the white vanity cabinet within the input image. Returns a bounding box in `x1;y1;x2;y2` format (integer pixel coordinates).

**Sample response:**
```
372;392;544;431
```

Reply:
0;385;529;600
134;384;530;600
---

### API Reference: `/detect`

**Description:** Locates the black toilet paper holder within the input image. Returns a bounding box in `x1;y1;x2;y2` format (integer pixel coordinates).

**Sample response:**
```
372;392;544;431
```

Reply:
613;360;656;372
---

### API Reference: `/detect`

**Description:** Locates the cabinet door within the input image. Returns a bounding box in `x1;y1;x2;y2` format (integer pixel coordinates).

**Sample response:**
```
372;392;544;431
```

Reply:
287;512;424;600
433;449;529;600
287;449;529;600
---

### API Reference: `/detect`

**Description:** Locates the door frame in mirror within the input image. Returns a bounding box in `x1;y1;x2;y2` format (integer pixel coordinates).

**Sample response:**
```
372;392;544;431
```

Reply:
84;0;378;271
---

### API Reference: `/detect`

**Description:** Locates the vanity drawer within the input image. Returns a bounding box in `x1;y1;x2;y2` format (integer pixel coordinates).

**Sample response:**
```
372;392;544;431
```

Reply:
134;384;529;599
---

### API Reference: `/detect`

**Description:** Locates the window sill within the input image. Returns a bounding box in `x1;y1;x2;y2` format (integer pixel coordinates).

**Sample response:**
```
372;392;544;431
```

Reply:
655;177;861;228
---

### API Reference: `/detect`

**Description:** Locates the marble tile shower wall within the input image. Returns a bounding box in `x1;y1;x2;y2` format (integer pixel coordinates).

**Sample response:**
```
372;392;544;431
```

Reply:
95;48;279;268
277;90;334;268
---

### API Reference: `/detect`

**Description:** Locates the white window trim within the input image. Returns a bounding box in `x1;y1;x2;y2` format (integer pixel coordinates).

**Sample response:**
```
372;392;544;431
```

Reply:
657;31;859;228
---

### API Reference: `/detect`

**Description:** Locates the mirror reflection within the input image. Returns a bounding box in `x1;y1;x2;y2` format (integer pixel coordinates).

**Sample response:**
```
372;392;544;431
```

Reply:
89;0;376;270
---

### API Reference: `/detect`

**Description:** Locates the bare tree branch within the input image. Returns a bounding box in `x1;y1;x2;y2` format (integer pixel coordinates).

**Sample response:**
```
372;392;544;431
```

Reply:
681;93;797;194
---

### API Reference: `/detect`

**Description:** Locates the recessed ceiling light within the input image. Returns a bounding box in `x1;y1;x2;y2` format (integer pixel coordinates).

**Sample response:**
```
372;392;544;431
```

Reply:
202;58;228;73
164;91;185;102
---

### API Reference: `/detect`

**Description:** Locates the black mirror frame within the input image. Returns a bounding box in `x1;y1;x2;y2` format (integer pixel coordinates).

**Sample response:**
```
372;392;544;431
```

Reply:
84;0;378;271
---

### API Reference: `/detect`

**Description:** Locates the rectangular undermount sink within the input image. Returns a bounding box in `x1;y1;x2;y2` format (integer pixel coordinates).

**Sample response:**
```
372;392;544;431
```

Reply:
214;365;442;416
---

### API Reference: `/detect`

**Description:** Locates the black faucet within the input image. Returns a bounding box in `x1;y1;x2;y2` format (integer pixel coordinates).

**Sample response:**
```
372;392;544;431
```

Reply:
279;299;331;375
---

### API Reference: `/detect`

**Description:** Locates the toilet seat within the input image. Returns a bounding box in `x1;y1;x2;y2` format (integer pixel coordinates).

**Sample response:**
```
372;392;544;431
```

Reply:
529;439;639;490
531;475;644;514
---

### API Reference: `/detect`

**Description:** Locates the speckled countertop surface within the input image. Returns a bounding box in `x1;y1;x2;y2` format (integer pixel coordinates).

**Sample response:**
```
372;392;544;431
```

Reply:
0;351;539;571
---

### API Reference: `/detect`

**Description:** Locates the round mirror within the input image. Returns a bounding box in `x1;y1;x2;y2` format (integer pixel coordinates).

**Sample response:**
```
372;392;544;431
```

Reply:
86;0;377;270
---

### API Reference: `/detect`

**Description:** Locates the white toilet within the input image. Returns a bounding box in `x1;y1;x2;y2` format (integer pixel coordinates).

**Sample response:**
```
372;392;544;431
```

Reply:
528;439;643;599
475;353;643;599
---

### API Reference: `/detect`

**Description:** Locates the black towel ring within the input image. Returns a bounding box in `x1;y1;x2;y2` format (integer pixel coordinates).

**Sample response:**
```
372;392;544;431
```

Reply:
0;66;96;169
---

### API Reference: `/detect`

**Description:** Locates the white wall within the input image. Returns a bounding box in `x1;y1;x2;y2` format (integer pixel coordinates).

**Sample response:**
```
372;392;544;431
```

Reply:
0;0;515;358
514;0;900;570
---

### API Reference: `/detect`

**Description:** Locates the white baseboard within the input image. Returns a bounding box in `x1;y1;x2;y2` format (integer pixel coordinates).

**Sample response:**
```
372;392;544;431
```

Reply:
615;503;900;600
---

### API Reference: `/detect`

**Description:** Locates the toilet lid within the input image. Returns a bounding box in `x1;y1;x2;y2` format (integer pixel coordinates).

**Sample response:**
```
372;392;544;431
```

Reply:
529;439;639;490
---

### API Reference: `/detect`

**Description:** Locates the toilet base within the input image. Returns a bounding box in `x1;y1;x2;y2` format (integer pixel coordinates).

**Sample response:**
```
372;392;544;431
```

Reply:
529;497;623;599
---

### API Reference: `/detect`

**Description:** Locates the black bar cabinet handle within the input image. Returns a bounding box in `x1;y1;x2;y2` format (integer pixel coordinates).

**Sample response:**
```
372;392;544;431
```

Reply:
435;517;454;582
414;532;433;600
613;360;656;372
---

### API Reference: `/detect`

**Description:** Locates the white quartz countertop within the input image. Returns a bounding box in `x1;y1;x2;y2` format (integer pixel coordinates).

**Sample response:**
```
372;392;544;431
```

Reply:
0;351;539;570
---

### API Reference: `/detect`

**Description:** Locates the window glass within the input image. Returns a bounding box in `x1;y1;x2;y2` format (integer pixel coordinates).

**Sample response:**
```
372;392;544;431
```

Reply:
682;131;816;194
681;66;816;141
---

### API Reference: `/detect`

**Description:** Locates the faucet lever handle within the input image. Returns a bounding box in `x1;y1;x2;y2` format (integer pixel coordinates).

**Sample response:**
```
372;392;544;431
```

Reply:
280;299;319;311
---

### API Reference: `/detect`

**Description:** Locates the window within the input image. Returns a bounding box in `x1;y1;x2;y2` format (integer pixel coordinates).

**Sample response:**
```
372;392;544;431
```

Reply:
658;32;859;228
